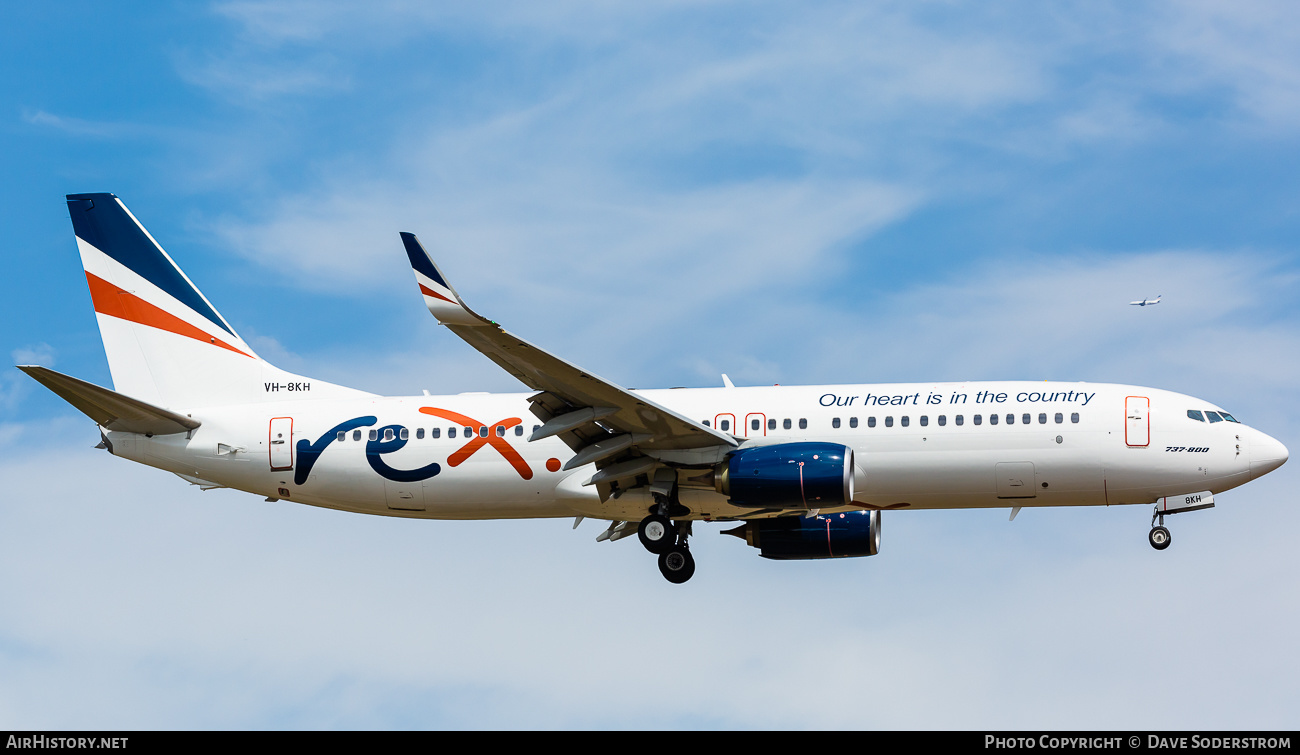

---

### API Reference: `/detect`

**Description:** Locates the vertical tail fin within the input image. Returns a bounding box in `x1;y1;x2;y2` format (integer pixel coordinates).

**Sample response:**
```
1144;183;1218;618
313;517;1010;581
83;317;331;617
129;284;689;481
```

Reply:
66;193;366;409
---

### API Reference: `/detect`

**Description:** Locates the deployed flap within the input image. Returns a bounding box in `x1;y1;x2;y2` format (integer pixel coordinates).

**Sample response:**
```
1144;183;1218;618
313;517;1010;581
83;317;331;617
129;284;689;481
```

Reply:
18;365;200;435
399;232;737;454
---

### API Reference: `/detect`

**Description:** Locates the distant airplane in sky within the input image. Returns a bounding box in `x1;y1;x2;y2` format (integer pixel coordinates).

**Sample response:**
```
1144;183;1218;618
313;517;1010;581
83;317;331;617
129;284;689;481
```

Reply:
19;195;1289;583
1130;295;1162;306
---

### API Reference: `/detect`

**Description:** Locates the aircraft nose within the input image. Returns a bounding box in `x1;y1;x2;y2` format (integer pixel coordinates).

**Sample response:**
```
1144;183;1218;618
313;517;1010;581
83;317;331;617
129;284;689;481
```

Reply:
1249;431;1289;480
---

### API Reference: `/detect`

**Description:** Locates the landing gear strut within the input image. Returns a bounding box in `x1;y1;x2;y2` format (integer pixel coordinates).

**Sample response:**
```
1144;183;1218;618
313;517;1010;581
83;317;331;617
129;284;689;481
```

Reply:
1149;509;1172;551
644;491;695;583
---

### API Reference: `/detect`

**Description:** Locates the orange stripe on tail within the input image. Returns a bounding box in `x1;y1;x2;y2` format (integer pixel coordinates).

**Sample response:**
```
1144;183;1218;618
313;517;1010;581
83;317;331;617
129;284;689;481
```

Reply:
85;272;253;358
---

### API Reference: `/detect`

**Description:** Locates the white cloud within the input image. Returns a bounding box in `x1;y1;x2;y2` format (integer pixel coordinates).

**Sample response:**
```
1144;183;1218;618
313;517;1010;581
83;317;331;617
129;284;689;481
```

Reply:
1150;0;1300;132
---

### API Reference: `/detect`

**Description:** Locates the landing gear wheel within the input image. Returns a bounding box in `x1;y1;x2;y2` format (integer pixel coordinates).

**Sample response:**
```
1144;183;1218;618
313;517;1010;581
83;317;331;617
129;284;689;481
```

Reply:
638;514;676;554
1149;526;1171;550
658;546;695;584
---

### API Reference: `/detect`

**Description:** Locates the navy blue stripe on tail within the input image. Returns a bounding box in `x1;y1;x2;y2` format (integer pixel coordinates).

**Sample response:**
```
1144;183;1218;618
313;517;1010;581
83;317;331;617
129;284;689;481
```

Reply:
66;193;233;336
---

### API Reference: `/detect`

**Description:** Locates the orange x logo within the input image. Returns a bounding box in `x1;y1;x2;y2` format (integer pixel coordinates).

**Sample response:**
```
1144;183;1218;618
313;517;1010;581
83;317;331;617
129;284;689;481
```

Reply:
418;406;533;480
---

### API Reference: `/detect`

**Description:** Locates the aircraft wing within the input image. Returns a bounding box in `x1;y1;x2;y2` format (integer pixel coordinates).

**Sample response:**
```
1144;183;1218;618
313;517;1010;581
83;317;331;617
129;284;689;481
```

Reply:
400;233;738;485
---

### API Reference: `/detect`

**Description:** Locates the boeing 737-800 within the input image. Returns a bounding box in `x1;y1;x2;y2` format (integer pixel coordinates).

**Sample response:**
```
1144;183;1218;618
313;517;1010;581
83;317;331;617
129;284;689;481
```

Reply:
21;194;1289;583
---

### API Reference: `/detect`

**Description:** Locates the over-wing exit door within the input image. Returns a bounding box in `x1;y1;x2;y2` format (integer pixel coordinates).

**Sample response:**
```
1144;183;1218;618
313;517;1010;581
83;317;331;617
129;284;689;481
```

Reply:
1125;396;1149;447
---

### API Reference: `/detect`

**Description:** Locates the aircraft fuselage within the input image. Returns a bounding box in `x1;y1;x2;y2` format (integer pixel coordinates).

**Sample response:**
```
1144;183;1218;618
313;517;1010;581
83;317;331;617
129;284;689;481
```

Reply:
108;380;1286;523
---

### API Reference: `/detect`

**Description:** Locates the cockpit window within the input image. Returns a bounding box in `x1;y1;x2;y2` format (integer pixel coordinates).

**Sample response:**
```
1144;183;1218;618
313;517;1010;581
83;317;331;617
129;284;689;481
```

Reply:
1187;410;1205;422
1220;412;1239;423
1205;411;1223;423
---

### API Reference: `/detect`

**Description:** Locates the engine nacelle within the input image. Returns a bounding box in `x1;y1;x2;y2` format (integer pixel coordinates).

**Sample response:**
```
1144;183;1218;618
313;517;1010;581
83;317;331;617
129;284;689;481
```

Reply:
723;510;881;560
715;442;854;508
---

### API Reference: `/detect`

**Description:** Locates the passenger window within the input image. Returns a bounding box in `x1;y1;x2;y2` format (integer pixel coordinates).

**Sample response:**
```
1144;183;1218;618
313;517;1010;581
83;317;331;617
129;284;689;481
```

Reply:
1187;410;1205;422
462;426;471;437
885;416;894;427
449;427;457;438
938;415;947;426
1022;414;1031;425
1038;413;1047;424
479;426;488;437
768;419;777;430
515;425;523;436
849;417;858;428
416;428;425;440
1206;411;1223;423
974;415;982;426
1070;413;1079;423
496;425;506;437
720;419;730;431
752;419;762;431
431;427;440;439
920;415;929;427
1055;413;1063;424
783;419;792;430
533;425;541;433
989;414;998;425
369;430;378;441
799;418;808;429
399;428;409;441
337;431;346;441
703;420;710;427
900;416;910;427
832;418;841;429
384;428;395;441
955;415;964;426
868;416;876;428
353;429;362;441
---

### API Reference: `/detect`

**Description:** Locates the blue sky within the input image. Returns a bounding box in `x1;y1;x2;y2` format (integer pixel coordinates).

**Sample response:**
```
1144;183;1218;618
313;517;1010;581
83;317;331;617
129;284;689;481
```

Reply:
3;1;1300;729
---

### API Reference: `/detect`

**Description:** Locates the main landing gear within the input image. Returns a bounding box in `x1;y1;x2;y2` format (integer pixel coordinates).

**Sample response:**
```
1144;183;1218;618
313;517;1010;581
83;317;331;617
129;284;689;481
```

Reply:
640;494;695;584
1149;509;1172;551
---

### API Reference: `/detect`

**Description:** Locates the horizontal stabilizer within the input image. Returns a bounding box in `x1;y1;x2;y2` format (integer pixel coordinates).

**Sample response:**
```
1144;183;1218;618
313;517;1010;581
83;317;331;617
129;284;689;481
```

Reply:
18;365;200;435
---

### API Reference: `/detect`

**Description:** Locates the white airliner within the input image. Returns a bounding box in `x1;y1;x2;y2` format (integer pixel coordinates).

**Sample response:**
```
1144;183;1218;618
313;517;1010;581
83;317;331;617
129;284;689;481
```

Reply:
1130;295;1162;306
21;194;1288;583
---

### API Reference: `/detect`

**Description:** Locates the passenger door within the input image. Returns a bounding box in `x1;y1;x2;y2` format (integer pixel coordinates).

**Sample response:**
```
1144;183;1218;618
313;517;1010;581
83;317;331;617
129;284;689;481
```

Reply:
1125;396;1150;447
268;417;294;470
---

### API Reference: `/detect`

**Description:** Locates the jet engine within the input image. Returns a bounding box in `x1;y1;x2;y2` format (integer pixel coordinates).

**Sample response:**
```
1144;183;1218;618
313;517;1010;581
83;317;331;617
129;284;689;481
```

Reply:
714;442;854;508
722;510;881;560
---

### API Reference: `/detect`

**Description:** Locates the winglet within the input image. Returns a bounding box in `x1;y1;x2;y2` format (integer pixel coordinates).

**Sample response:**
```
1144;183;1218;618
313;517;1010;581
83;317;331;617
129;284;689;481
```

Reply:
399;232;483;326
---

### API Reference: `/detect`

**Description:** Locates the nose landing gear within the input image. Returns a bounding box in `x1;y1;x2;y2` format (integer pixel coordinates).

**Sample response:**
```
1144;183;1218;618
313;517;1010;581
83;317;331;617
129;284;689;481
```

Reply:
1149;509;1172;550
